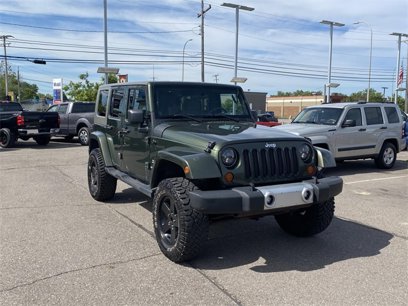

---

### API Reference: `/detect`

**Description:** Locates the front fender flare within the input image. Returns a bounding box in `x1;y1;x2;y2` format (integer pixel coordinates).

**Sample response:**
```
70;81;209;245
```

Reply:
157;149;221;179
314;146;336;168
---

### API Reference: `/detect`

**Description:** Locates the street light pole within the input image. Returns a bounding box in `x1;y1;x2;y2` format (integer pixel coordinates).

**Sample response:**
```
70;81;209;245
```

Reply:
320;20;344;103
182;39;193;82
1;35;14;99
354;21;373;102
103;0;108;84
221;3;254;85
381;86;388;100
390;32;408;104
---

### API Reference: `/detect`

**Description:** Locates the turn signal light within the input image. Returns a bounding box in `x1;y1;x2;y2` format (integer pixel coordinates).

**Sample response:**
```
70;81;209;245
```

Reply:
183;166;190;175
224;172;234;184
306;165;317;176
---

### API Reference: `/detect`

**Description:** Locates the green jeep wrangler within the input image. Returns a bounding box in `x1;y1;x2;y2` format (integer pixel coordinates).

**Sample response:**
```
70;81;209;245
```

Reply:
87;82;343;263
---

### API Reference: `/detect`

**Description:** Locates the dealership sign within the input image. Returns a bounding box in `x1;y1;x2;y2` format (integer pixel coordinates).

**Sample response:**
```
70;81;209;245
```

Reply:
53;78;63;104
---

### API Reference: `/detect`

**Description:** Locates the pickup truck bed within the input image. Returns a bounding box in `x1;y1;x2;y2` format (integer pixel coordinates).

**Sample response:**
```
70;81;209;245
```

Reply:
0;102;60;148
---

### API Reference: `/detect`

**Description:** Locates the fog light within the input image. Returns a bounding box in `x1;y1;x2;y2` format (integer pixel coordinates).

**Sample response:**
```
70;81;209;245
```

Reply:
266;194;275;206
224;172;234;183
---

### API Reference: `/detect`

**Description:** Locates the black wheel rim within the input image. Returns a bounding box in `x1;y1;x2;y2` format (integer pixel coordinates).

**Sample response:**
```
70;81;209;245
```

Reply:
89;158;98;195
0;131;6;145
158;196;179;249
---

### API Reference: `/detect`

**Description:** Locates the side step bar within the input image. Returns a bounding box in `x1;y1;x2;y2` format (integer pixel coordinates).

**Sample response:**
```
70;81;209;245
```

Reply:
105;167;153;198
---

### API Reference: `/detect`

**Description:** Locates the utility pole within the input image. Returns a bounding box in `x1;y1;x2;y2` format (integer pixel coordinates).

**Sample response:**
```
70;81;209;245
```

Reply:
197;0;211;82
17;66;20;103
390;32;408;103
213;74;219;83
1;35;14;99
103;0;108;84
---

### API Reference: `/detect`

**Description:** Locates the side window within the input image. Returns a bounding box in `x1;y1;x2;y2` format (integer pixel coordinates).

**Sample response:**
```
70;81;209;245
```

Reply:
385;107;399;123
128;87;146;114
110;87;126;118
97;89;109;117
344;108;362;126
364;107;383;125
47;105;59;112
58;104;68;114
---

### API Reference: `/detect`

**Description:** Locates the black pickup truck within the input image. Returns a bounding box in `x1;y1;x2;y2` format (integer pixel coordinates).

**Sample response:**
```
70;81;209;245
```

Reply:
47;102;95;145
0;102;60;148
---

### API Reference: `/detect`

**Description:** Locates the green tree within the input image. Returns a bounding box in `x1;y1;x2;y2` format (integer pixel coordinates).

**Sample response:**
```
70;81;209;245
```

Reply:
63;72;118;101
343;89;385;102
276;90;322;96
0;62;40;101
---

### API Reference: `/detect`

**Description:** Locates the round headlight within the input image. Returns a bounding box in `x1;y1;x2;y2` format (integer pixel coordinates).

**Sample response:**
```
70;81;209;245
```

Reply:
299;144;313;162
221;148;238;168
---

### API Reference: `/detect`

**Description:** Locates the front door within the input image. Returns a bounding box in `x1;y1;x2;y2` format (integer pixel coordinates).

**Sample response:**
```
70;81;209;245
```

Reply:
121;86;150;183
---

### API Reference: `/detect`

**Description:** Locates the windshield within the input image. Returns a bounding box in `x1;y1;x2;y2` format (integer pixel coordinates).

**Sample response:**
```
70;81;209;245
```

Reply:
153;84;252;121
293;107;343;125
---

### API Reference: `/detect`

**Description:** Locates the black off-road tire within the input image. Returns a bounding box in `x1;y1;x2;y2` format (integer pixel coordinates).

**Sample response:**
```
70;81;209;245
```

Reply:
34;136;50;146
78;127;89;146
153;177;209;263
375;142;397;169
0;128;16;148
275;198;335;237
88;148;117;201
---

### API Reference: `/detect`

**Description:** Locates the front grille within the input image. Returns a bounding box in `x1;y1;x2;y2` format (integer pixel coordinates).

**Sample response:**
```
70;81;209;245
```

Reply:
242;146;299;179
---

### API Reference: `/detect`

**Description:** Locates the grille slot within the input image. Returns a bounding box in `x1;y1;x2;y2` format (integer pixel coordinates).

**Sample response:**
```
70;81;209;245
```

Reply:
243;146;299;179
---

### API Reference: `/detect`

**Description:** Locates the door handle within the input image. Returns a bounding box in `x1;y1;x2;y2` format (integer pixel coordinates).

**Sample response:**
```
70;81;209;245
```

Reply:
380;126;387;130
359;128;366;132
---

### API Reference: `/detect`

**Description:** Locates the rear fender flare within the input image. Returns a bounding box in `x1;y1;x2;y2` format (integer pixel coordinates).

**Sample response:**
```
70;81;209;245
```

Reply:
89;131;113;167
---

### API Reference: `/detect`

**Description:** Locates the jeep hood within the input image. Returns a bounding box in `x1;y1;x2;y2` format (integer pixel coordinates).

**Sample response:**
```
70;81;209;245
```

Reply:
274;123;332;136
154;122;305;149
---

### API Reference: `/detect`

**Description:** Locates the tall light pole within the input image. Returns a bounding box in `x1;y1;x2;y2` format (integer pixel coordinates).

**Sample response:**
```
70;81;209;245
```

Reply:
198;1;211;82
221;3;254;85
381;86;388;100
182;39;193;82
354;21;373;102
390;32;408;103
103;0;108;84
1;35;14;99
320;20;344;103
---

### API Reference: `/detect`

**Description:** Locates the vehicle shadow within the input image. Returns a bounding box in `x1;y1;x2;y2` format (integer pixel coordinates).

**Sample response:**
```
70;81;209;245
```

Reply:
190;216;393;273
326;158;408;177
0;139;82;151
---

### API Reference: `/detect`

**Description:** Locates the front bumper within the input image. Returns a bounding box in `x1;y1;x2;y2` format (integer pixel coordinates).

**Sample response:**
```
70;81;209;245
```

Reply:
189;176;343;214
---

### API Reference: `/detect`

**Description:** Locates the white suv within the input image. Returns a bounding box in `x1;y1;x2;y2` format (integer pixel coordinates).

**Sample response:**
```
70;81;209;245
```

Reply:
275;102;406;169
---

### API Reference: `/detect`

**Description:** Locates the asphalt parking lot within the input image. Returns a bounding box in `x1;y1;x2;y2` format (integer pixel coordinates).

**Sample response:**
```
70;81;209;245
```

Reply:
1;139;407;305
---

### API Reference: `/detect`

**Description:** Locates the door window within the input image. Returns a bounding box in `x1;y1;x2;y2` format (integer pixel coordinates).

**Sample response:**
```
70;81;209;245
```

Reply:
109;87;126;118
97;90;109;117
364;107;383;125
344;108;362;126
384;107;399;123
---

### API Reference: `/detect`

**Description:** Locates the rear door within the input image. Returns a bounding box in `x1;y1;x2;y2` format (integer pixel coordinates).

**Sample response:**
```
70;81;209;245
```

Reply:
106;86;127;168
362;106;386;154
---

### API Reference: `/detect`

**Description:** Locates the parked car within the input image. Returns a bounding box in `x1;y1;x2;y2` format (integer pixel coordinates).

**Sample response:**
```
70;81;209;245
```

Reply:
256;112;281;127
47;102;95;145
87;81;343;263
275;102;406;168
401;110;408;149
0;101;60;148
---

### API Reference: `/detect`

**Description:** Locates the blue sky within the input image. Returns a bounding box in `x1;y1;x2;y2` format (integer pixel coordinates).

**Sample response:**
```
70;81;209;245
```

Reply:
1;0;407;97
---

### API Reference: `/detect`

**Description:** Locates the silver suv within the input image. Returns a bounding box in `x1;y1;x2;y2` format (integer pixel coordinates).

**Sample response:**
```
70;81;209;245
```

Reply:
275;102;406;169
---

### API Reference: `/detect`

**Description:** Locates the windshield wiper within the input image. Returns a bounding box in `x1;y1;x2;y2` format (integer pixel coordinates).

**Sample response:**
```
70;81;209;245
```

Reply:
212;114;240;122
172;113;202;123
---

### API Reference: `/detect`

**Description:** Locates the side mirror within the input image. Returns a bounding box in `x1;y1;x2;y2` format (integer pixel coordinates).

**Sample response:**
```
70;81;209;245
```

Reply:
251;110;258;121
342;119;356;127
128;109;144;124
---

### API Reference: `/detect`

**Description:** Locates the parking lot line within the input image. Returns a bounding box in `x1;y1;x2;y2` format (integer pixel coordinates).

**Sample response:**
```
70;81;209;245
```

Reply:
345;175;408;185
